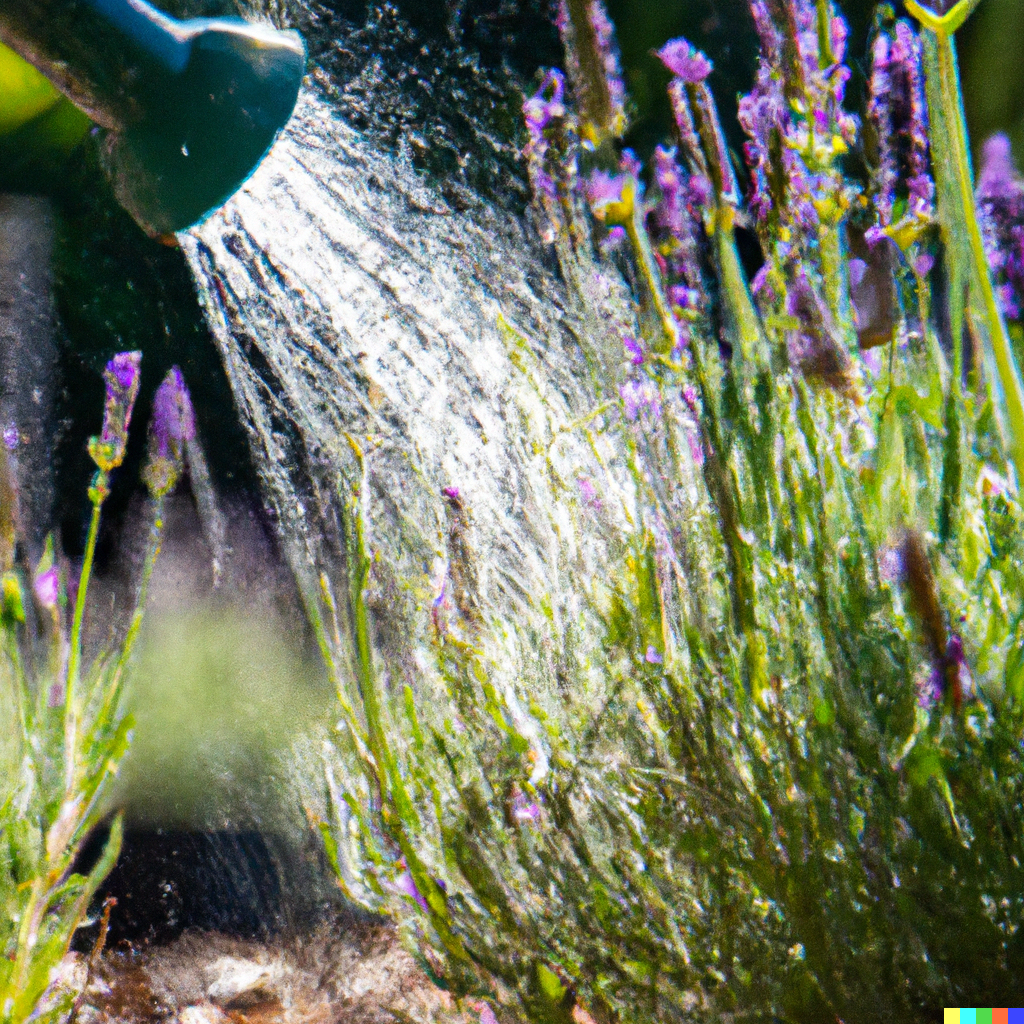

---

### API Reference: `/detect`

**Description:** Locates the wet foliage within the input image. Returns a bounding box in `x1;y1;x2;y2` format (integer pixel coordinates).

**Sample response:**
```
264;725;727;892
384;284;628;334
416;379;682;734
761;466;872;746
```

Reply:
302;0;1024;1020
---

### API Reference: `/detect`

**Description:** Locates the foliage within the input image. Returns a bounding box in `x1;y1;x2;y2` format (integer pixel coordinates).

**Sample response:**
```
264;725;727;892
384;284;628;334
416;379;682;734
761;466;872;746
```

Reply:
302;0;1024;1020
0;359;192;1024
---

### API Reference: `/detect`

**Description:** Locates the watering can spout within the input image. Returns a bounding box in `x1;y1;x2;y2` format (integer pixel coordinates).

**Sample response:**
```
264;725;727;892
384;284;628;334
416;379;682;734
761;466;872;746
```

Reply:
0;0;305;236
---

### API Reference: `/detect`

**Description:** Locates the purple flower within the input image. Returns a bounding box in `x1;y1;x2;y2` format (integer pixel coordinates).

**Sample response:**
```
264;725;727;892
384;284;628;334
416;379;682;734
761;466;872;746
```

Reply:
392;858;446;914
653;145;685;237
142;366;195;498
688;174;713;209
930;633;972;709
2;426;17;451
577;476;601;510
394;867;430;913
645;645;663;664
470;1004;499;1024
88;351;142;474
620;378;661;423
619;148;642;180
623;334;644;366
523;69;565;133
978;134;1018;201
916;667;942;710
442;485;461;500
33;566;59;609
649;146;712;342
667;75;738;208
587;171;634;225
512;788;543;825
977;133;1024;321
784;268;852;391
878;541;905;584
599;225;627;254
658;38;713;84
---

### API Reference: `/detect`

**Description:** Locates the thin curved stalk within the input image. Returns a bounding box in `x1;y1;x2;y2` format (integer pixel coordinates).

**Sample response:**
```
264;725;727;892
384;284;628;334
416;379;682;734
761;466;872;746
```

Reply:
63;499;101;792
908;0;1024;481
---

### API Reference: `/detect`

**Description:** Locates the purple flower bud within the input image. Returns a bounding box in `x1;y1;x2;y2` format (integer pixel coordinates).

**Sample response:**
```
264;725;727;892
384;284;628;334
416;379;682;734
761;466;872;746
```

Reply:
619;148;642;180
394;867;430;913
657;38;713;84
688;174;713;209
943;633;972;708
512;789;543;825
620;378;661;423
916;667;942;710
784;268;853;391
913;252;934;277
739;0;858;314
978;134;1018;201
142;366;195;498
577;476;600;509
33;566;59;609
977;133;1024;321
523;69;565;133
88;351;142;474
587;170;634;225
623;334;644;366
474;1004;499;1024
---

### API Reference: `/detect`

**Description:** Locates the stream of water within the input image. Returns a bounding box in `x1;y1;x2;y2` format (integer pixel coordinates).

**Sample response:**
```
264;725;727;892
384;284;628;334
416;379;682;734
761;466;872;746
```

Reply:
180;83;634;654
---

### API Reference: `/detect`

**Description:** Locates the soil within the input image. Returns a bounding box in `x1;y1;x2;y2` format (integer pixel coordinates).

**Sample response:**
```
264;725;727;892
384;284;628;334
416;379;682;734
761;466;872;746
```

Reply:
56;920;475;1024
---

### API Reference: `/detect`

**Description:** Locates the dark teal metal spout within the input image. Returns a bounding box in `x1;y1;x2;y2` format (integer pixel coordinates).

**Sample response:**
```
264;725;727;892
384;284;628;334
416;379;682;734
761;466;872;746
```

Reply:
0;1;305;235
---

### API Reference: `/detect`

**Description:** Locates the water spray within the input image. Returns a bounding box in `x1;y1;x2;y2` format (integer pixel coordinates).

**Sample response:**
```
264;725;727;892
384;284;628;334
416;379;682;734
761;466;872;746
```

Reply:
0;0;305;236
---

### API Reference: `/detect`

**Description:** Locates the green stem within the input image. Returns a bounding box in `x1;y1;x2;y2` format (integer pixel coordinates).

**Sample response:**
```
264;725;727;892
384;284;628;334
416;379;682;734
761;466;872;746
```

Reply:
911;2;1024;481
626;205;679;354
63;498;102;792
713;206;768;366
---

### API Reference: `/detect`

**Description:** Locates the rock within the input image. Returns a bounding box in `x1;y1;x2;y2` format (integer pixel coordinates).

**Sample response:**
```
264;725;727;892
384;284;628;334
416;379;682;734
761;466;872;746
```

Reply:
204;956;285;1009
178;1004;231;1024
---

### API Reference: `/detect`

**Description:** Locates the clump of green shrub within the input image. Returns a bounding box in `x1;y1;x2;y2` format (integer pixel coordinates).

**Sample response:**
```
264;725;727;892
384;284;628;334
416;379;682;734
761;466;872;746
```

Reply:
299;0;1024;1020
1;357;196;1024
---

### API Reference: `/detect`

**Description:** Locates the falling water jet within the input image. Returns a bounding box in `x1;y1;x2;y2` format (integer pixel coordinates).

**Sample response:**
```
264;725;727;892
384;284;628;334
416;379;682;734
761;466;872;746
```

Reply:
181;82;636;672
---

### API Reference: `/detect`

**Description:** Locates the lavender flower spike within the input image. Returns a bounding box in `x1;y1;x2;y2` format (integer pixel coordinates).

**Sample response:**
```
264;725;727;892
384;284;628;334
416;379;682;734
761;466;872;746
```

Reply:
977;134;1024;322
558;0;627;144
142;367;196;499
867;19;933;230
523;69;567;209
87;351;142;474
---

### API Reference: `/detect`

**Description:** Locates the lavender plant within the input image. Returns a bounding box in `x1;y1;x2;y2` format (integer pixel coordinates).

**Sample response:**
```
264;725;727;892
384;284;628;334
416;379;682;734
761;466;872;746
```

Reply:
308;0;1024;1019
1;358;196;1024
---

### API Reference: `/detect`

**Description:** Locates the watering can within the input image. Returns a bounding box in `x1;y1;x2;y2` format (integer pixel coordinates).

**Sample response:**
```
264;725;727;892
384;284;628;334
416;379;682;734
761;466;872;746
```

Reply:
0;0;305;236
